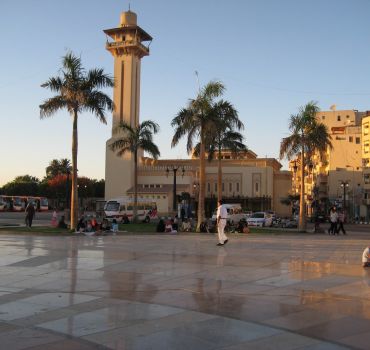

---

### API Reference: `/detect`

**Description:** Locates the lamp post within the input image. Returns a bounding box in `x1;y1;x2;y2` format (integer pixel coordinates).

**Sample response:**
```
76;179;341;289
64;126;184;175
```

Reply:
292;160;298;195
166;165;185;212
340;181;349;214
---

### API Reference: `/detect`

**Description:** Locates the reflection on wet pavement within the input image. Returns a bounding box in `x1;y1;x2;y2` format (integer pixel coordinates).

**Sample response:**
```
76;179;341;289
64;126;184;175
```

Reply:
0;234;368;349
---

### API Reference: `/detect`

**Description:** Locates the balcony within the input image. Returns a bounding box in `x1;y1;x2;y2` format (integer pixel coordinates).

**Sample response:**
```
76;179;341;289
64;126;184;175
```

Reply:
106;40;150;56
316;174;328;184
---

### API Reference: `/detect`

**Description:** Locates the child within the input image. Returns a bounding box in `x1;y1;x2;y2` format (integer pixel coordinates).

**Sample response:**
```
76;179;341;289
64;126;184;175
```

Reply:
112;219;119;233
362;247;370;267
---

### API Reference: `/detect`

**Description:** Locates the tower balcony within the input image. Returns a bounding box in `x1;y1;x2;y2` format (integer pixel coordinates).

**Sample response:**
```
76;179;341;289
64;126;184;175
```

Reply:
106;40;150;57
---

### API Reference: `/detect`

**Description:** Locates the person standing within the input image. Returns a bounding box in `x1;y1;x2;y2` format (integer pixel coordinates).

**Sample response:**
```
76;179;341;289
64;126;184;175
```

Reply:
216;199;228;246
337;209;346;235
328;207;338;235
25;202;35;228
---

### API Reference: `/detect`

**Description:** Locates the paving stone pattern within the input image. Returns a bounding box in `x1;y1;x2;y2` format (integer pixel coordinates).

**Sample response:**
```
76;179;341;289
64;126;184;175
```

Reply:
0;234;368;349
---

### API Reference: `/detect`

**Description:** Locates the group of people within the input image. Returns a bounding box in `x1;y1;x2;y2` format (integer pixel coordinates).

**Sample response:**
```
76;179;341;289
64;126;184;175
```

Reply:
328;206;346;235
156;216;181;233
76;216;118;235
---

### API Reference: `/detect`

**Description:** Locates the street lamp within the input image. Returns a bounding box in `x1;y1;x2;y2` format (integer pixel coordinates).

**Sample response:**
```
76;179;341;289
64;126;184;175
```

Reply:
292;160;298;194
166;165;185;212
340;181;349;213
346;165;355;220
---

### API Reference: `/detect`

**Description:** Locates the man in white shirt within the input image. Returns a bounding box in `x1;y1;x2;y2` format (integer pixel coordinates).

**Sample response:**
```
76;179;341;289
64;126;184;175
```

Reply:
216;199;228;246
362;247;370;267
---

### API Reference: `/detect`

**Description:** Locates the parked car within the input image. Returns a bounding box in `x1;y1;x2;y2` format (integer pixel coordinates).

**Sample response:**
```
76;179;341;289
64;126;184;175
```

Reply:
211;204;244;225
247;212;273;227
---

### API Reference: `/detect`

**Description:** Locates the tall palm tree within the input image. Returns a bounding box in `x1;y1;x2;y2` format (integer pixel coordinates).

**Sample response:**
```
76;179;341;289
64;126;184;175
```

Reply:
280;101;332;231
194;100;246;202
109;120;160;222
171;80;225;231
40;52;114;230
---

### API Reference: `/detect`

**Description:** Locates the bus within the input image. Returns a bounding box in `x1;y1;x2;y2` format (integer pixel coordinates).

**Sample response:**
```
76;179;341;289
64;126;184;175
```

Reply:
104;197;157;222
0;196;49;212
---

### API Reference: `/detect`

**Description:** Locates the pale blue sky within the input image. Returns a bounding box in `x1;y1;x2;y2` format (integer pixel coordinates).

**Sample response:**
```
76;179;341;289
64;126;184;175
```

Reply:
1;0;370;185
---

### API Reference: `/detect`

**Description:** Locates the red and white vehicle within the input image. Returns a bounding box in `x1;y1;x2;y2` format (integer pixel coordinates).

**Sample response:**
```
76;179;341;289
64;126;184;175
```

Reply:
104;197;157;222
0;195;48;212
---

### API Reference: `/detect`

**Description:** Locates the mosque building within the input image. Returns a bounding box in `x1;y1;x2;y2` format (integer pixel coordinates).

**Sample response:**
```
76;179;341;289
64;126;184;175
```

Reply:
103;10;292;217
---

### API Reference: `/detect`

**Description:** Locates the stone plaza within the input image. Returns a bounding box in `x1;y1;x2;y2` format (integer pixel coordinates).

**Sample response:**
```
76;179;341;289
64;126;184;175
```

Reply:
0;233;368;349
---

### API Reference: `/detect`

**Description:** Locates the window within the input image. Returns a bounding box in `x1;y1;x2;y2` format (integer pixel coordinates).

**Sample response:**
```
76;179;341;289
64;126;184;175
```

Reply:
236;182;240;192
229;183;232;192
337;115;341;121
346;115;350;119
364;142;370;154
356;137;361;144
214;183;217;192
364;123;369;136
255;182;259;192
349;136;353;143
322;115;325;120
222;183;225;192
364;174;370;185
207;182;210;192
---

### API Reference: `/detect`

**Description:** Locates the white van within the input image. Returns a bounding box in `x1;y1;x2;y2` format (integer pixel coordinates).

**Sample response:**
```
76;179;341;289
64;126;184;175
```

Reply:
104;197;158;223
211;204;245;224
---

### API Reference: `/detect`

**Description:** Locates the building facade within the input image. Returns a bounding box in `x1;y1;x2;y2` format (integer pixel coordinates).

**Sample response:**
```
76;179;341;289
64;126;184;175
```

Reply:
103;10;292;217
290;108;370;221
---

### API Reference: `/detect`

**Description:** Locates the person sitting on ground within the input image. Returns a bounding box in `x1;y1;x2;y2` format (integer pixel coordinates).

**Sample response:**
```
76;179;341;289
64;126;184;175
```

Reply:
57;215;68;229
111;219;119;233
362;247;370;267
165;217;173;233
181;218;191;232
172;215;179;231
156;218;165;233
85;220;93;232
200;221;209;233
122;213;130;224
77;217;86;232
91;216;98;231
101;218;111;232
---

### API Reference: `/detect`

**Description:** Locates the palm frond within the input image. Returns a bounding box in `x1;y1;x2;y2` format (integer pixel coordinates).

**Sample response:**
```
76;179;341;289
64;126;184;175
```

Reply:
40;96;68;118
85;68;115;90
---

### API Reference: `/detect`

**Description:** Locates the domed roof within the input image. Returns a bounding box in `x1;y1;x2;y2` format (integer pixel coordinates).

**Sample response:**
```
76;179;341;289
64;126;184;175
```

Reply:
120;10;137;26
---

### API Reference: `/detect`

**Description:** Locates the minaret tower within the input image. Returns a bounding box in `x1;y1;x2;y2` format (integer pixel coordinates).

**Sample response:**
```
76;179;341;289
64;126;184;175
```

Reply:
104;10;152;199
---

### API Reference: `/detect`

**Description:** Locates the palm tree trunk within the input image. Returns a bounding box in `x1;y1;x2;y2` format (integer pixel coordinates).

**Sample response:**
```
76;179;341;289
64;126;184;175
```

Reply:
70;110;79;230
133;151;138;223
197;130;206;231
299;148;306;232
217;149;222;202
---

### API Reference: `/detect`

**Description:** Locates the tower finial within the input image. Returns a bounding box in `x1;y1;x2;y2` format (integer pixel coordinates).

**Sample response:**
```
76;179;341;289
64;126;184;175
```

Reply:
128;1;131;11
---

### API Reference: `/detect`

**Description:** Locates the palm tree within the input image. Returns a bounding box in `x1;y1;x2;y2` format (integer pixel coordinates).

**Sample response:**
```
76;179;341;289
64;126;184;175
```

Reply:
171;80;225;231
194;100;246;202
46;158;72;179
109;120;160;222
280;101;332;231
40;52;114;230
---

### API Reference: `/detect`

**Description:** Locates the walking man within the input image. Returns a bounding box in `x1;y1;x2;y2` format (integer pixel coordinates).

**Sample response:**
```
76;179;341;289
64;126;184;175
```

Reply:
25;202;35;228
216;199;228;246
337;209;346;235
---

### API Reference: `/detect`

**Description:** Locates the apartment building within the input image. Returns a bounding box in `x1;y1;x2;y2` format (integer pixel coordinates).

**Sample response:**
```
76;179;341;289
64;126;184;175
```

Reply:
290;108;369;220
